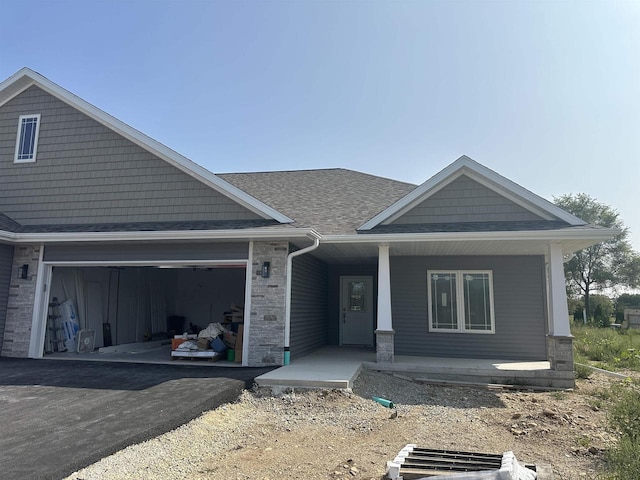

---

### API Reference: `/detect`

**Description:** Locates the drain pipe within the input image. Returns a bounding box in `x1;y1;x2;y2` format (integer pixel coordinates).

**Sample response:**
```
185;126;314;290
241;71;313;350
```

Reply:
284;232;321;365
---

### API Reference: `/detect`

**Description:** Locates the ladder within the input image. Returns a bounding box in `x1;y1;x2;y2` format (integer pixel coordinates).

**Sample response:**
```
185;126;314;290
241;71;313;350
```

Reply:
45;298;66;353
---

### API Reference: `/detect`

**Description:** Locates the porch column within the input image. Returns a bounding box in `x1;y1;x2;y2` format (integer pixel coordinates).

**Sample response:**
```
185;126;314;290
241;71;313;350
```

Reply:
546;243;573;372
376;243;394;363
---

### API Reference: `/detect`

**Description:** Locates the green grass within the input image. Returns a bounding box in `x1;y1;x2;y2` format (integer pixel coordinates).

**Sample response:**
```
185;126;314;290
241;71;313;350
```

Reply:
572;325;640;372
605;380;640;479
571;326;640;478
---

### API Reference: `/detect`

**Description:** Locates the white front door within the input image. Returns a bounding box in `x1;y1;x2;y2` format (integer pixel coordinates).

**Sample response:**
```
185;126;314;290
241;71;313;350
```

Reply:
340;276;374;346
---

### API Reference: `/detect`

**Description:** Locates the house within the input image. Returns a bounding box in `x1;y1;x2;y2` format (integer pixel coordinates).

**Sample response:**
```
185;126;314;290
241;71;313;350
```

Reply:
0;68;617;387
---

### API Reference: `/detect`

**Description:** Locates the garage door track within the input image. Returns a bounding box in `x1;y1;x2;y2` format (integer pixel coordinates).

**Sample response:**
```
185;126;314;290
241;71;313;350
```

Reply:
0;358;272;480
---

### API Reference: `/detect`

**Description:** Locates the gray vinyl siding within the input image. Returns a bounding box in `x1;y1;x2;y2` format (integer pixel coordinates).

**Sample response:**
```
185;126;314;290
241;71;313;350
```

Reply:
391;255;547;360
44;242;249;262
0;86;262;225
0;243;14;353
290;254;328;358
391;175;544;224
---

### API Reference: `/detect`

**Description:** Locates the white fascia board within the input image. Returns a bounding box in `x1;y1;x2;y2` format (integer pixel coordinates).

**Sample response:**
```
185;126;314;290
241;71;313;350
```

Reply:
323;227;620;244
357;155;587;230
4;227;320;244
0;68;293;224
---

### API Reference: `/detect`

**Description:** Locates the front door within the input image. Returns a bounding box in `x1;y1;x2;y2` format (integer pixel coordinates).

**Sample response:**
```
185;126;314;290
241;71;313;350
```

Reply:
340;276;374;346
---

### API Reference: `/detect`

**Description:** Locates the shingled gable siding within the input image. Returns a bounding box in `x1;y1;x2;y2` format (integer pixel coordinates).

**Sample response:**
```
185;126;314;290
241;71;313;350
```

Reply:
1;245;41;357
0;86;262;225
390;175;545;224
290;254;328;359
391;255;547;360
0;244;14;353
247;241;289;366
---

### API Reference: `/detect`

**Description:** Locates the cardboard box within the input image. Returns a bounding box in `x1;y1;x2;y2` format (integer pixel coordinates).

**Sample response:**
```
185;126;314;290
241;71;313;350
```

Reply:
197;337;212;350
223;331;237;349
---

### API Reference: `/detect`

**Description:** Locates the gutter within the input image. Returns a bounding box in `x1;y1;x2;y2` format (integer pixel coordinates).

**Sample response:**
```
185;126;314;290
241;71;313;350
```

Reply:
283;231;322;365
0;227;319;244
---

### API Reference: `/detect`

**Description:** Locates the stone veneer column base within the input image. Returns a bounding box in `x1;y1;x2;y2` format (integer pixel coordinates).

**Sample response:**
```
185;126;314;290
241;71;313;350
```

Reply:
375;329;395;364
547;335;574;371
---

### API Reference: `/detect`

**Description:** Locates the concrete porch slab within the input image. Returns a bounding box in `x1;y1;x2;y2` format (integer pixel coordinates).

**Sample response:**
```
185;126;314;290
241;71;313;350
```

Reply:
255;346;375;389
255;347;573;390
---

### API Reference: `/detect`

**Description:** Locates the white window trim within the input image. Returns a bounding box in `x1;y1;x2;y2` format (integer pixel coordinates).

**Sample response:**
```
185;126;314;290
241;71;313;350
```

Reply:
427;269;495;334
14;113;41;163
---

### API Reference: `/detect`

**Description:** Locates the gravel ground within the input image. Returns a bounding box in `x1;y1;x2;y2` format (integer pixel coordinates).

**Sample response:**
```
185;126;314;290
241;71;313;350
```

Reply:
66;370;633;480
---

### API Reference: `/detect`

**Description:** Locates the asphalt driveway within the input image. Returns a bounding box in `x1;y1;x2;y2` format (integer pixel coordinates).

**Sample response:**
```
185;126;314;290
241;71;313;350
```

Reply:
0;358;273;480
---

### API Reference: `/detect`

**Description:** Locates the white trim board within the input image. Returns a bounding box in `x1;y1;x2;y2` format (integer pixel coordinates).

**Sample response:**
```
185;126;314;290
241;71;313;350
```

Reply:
0;227;320;244
29;258;251;359
358;155;587;230
0;68;293;224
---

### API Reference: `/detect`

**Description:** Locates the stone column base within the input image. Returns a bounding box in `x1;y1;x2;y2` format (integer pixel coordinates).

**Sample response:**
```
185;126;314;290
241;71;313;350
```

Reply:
547;335;574;371
375;329;395;364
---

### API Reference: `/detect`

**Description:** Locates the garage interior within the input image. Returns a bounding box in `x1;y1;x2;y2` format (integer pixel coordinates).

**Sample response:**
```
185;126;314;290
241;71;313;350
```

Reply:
44;265;246;362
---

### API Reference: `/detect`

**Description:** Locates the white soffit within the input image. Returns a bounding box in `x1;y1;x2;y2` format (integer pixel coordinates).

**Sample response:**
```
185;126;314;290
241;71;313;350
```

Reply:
0;68;293;224
357;155;587;230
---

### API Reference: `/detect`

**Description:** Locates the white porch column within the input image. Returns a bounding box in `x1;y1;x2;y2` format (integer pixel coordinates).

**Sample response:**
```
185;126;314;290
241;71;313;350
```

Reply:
376;244;394;363
547;243;571;336
546;243;574;374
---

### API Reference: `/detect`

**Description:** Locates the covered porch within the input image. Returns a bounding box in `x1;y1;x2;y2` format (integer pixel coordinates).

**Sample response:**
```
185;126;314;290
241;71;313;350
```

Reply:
285;232;597;388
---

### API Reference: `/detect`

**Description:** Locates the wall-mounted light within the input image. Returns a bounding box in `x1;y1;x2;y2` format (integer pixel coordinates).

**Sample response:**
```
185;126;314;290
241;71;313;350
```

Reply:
261;261;271;278
18;264;29;280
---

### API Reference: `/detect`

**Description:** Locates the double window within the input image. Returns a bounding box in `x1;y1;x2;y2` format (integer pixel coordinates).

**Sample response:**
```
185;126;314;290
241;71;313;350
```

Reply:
427;270;495;334
14;114;41;163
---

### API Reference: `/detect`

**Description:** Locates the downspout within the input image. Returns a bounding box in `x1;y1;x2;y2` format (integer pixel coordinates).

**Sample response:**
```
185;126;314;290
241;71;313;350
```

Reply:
284;232;321;365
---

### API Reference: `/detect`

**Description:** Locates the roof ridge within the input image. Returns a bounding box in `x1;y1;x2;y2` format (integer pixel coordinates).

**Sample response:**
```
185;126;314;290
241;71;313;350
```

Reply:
218;168;417;187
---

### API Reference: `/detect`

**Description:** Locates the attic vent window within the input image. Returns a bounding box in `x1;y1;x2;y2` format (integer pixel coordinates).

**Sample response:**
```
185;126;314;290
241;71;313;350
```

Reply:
14;114;41;163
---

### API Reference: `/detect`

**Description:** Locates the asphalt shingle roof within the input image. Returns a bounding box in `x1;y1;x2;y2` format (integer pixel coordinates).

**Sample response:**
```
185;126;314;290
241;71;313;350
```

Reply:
0;212;21;233
18;219;281;233
0;168;583;236
219;168;417;235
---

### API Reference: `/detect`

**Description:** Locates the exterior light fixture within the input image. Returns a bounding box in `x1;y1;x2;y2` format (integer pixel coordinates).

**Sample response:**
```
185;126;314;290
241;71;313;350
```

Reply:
261;261;271;278
18;264;29;279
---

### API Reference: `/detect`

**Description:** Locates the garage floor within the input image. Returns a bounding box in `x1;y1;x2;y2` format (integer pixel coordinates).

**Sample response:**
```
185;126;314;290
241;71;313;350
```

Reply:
0;357;273;480
47;343;244;366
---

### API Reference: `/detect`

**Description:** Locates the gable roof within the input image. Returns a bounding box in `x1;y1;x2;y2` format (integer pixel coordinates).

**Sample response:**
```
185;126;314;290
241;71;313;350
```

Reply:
219;169;416;235
357;155;587;230
0;68;293;224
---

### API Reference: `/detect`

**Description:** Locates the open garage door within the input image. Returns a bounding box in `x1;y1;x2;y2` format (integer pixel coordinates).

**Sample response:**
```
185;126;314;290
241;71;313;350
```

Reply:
43;264;246;355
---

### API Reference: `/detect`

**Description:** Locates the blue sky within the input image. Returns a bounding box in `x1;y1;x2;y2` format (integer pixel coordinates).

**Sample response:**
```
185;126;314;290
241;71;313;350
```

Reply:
1;0;639;250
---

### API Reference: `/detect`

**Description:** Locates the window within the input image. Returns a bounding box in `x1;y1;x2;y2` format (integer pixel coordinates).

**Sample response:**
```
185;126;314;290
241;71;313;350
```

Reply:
14;114;41;163
348;280;366;312
427;270;495;334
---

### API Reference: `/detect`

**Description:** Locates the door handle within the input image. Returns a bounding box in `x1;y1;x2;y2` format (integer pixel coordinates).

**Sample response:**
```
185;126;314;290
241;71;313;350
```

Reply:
342;308;346;323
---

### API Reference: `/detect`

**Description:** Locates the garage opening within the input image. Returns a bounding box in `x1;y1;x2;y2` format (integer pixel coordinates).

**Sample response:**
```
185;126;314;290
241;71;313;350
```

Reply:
43;264;246;362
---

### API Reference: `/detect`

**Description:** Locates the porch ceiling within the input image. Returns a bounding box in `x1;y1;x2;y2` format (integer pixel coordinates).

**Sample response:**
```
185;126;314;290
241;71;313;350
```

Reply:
313;237;600;262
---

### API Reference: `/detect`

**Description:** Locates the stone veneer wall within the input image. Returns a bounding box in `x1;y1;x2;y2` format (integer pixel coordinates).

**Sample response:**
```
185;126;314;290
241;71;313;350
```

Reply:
1;245;41;357
247;241;289;366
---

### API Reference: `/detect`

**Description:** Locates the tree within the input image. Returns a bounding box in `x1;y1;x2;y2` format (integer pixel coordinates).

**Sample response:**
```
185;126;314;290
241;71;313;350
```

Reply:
554;193;640;320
